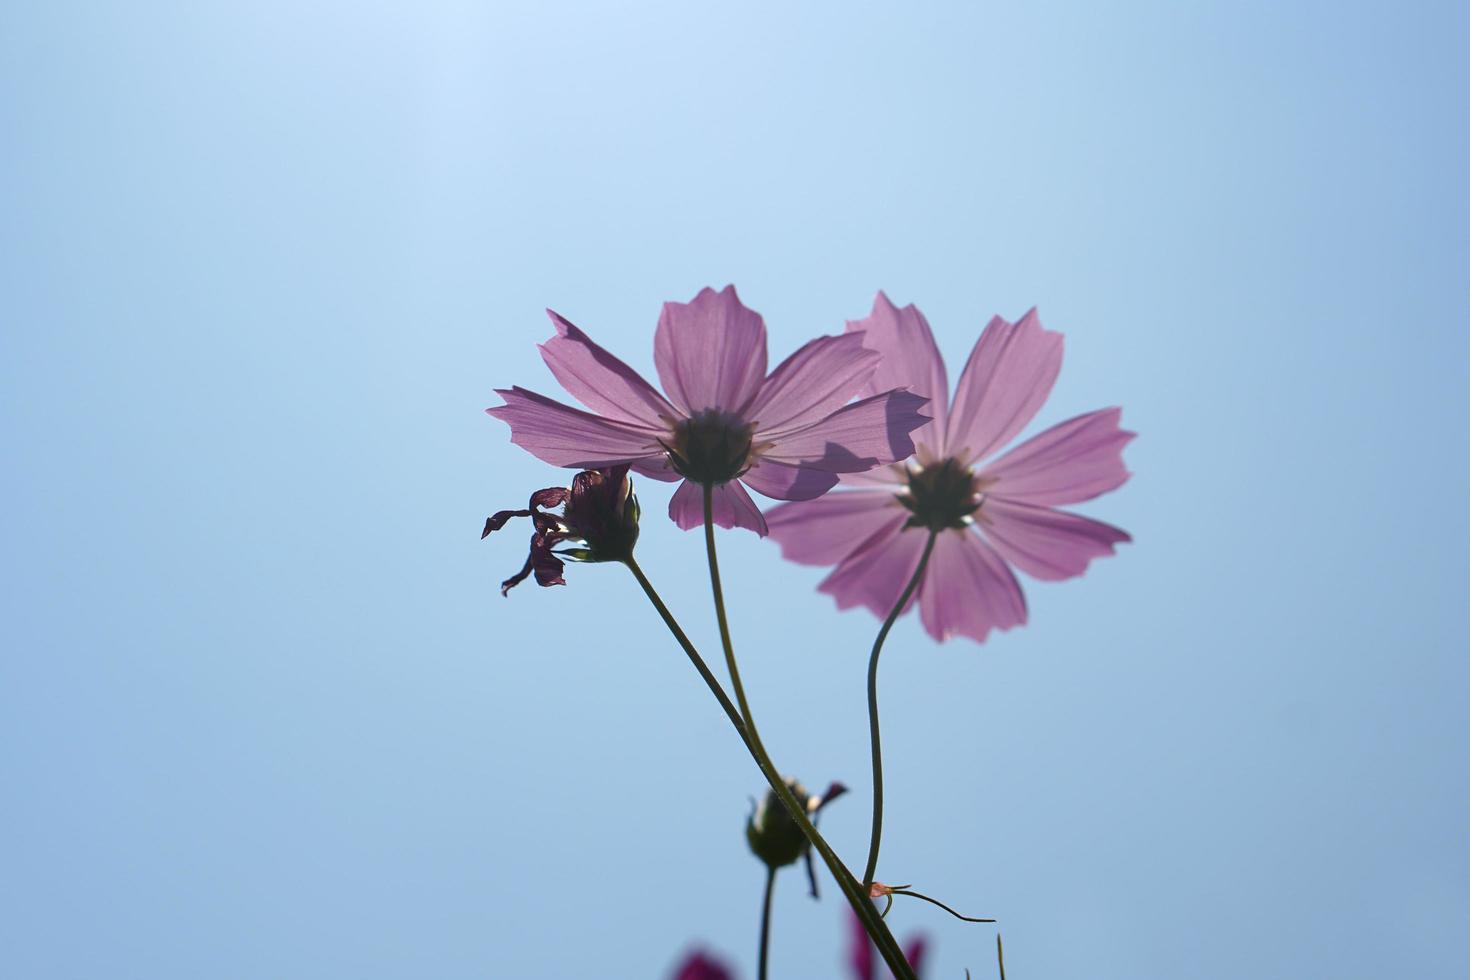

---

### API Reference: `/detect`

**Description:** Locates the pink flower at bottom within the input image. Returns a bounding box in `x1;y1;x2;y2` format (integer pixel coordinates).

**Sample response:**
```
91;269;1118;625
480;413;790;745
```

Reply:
488;286;929;536
848;908;928;980
670;949;737;980
767;293;1134;643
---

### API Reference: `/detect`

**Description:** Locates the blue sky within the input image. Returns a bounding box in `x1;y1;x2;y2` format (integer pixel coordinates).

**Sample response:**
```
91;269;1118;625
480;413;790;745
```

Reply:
2;2;1467;977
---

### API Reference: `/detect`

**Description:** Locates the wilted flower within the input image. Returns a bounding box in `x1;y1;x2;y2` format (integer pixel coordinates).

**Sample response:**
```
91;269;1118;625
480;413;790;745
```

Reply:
488;286;929;535
747;778;847;897
768;293;1133;642
482;464;640;595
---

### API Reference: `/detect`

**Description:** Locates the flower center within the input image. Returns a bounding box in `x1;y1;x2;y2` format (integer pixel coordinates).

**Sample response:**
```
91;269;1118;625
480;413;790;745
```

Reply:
900;457;982;531
664;409;754;484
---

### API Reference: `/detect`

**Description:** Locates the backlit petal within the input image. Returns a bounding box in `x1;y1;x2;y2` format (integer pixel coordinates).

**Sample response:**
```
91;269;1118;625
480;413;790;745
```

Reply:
767;491;903;566
818;521;927;619
668;478;769;535
538;310;677;427
742;332;879;432
977;497;1130;581
917;529;1027;643
761;390;928;472
847;291;949;455
838;464;907;488
979;408;1134;505
629;455;682;483
944;309;1063;464
487;387;664;469
740;459;840;501
654;285;767;414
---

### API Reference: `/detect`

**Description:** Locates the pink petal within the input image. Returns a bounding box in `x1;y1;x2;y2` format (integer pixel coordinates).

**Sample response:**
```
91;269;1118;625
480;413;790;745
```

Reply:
742;332;880;433
904;936;928;975
917;529;1028;643
944;309;1063;465
760;390;929;472
838;464;907;488
979;407;1135;506
654;285;768;414
977;497;1130;581
538;310;677;428
487;387;664;469
846;291;949;456
672;950;737;980
847;908;875;980
818;521;928;619
668;478;769;535
766;491;903;566
629;455;683;483
740;458;840;501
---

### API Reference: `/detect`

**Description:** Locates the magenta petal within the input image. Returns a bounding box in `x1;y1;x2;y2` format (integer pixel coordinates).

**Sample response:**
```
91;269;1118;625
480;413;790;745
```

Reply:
917;530;1027;643
668;479;769;535
978;497;1130;581
671;950;737;980
742;332;880;432
944;309;1063;465
654;285;768;414
818;523;927;619
761;390;929;471
980;407;1135;505
487;387;664;469
629;455;683;483
847;908;875;980
741;459;840;501
767;492;902;566
838;465;907;488
847;291;949;456
903;936;928;976
539;310;677;428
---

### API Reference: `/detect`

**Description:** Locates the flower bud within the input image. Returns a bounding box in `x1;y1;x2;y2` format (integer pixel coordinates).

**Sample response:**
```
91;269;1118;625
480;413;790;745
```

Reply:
746;779;847;890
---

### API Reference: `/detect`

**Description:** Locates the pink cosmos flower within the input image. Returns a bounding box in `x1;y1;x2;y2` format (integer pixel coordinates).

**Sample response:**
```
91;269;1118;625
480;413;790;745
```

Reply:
488;286;930;536
767;293;1134;643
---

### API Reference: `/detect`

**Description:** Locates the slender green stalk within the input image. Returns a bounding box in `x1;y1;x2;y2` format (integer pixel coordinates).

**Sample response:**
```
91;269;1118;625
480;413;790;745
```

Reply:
757;866;776;980
628;547;901;966
862;529;939;891
624;554;750;753
700;483;916;980
629;551;909;963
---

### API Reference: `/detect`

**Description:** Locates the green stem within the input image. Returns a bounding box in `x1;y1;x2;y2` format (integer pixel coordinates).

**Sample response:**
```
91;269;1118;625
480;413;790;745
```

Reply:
891;886;995;923
623;554;751;754
862;529;939;891
758;866;776;980
700;483;916;980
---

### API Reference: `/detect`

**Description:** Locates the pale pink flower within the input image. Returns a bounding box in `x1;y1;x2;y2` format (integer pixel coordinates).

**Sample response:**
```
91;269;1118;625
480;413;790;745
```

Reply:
767;293;1134;642
488;286;929;536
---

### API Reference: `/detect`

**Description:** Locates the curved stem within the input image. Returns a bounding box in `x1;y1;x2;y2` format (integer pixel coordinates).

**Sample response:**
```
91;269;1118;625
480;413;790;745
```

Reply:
623;554;750;753
862;529;939;891
757;867;776;980
699;483;916;980
892;886;995;923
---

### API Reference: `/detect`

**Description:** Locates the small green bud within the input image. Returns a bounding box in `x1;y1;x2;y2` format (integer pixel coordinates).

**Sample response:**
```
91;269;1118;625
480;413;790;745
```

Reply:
745;779;847;893
746;779;814;869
